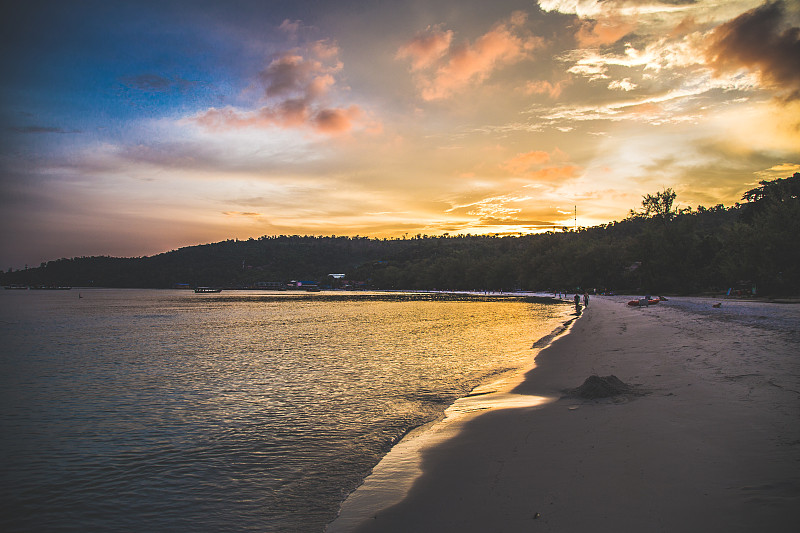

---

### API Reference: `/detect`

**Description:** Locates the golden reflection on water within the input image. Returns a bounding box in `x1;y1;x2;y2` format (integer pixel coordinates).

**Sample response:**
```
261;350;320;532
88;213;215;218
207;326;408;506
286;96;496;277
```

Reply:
0;289;571;532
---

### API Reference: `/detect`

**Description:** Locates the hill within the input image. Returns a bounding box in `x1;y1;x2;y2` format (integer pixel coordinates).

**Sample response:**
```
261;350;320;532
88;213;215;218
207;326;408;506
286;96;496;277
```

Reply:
2;174;798;295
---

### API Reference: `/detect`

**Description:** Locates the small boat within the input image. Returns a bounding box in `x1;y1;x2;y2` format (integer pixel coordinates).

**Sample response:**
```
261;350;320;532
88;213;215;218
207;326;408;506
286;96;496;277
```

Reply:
627;298;661;307
194;287;222;293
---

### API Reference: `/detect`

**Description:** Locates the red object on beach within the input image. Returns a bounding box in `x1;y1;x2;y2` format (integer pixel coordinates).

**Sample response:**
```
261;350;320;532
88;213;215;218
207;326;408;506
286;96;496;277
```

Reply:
627;298;661;306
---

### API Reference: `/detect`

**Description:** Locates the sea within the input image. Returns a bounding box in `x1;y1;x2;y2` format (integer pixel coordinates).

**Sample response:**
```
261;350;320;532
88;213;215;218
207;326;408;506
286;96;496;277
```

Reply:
0;289;571;532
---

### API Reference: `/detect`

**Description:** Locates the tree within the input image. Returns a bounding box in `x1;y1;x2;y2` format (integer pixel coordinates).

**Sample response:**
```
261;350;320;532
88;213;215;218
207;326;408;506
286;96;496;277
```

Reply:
740;172;800;221
640;188;677;224
741;173;800;203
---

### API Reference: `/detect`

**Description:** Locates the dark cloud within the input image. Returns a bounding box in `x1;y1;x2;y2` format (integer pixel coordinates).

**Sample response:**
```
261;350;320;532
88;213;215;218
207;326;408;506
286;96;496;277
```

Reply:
705;1;800;101
191;42;367;135
312;106;361;134
259;53;316;98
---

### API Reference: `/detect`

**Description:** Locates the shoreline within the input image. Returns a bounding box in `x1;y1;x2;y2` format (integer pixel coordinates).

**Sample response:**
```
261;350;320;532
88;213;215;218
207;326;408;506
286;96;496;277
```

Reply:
326;311;579;532
327;296;800;532
326;310;580;532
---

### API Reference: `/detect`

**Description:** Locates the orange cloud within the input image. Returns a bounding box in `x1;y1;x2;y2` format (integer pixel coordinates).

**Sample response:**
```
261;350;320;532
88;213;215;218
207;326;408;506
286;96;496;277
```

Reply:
669;16;699;38
399;12;543;101
628;102;662;117
396;25;454;71
576;15;635;47
312;106;362;134
503;150;551;174
310;40;340;61
524;79;571;98
527;165;581;183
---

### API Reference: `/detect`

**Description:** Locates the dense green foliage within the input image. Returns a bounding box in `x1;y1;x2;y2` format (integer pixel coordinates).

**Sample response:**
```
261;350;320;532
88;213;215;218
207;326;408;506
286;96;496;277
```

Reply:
3;174;799;295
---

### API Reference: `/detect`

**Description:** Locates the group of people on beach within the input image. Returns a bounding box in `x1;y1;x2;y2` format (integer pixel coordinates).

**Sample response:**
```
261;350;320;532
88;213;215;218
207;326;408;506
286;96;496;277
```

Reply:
552;290;590;314
553;291;590;314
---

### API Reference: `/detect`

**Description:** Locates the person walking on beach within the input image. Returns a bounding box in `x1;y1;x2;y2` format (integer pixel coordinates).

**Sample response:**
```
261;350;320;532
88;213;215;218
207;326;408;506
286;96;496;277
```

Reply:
583;292;589;307
574;293;581;314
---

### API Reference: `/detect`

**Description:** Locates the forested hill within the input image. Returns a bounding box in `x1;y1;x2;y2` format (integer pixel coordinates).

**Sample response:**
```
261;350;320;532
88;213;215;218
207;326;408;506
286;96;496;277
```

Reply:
3;174;799;296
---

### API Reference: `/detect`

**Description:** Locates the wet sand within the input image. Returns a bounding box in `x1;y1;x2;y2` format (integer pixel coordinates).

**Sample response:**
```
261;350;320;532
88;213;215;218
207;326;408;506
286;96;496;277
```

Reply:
327;296;800;532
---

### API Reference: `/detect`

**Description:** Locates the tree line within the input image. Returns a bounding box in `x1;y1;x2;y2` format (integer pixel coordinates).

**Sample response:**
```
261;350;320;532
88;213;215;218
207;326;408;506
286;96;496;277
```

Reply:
2;174;798;296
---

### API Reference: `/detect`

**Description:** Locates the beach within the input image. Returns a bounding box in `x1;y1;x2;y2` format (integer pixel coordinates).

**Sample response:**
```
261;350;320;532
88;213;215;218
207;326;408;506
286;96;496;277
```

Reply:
327;296;800;532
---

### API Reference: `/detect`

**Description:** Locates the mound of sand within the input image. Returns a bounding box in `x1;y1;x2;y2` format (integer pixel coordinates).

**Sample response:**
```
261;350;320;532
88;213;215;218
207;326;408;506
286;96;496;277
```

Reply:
569;374;632;399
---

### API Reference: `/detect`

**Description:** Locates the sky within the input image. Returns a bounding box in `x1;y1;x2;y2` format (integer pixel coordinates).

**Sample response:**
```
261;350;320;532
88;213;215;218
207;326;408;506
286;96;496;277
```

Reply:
1;0;799;269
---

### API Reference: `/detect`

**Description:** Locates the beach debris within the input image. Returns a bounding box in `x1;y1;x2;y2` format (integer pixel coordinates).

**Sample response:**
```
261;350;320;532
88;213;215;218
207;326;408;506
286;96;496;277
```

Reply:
534;512;541;519
712;302;722;308
569;375;633;399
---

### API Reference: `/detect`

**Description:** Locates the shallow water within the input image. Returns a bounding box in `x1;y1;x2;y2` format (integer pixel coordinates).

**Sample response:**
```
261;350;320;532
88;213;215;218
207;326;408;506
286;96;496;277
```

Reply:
0;289;570;532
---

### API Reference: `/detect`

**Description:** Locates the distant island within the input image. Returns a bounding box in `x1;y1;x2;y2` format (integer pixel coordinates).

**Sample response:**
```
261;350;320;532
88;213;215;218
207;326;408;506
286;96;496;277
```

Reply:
3;174;798;296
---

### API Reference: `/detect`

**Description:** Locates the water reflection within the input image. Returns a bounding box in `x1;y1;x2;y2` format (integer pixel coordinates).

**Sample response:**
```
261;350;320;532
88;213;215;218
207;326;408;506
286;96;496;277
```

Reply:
0;290;570;532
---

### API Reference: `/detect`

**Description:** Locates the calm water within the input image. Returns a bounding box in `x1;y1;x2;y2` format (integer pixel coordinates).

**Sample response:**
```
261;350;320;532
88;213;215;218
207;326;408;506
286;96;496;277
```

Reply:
0;289;570;532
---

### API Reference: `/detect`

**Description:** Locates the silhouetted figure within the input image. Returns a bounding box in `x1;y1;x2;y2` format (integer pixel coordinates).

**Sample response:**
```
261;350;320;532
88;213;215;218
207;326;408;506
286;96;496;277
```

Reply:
574;293;582;315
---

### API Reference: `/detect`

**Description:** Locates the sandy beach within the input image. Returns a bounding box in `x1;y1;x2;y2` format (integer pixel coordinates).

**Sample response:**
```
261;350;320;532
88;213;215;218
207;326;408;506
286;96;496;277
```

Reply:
327;296;800;532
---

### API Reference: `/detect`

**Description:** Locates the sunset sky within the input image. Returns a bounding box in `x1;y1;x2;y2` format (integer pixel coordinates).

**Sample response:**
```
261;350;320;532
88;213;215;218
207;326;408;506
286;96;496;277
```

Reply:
2;0;799;269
